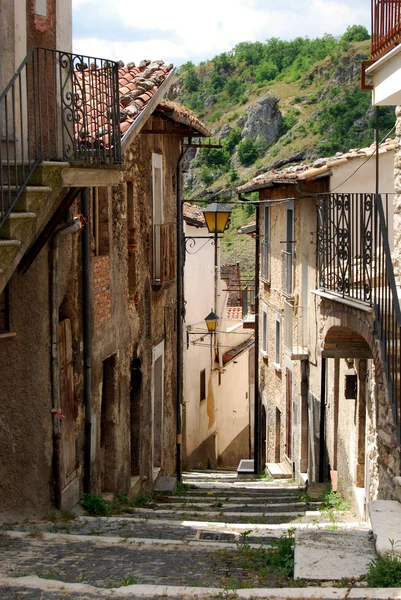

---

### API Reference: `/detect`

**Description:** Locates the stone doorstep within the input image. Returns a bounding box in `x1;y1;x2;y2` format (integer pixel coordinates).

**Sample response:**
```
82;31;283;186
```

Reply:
294;529;377;581
369;499;401;556
1;577;401;600
266;462;293;479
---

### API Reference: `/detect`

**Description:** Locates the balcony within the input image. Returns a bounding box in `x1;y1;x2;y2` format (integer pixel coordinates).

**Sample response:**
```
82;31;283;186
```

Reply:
364;1;401;105
371;0;401;61
0;47;122;227
153;223;176;287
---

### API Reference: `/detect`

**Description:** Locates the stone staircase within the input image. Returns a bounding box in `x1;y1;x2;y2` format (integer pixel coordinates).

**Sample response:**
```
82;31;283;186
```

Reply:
0;161;72;295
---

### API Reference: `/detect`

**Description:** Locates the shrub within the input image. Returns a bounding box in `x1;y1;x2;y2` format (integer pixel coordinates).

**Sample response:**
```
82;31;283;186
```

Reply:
199;165;216;186
237;138;259;166
367;545;401;587
82;493;111;516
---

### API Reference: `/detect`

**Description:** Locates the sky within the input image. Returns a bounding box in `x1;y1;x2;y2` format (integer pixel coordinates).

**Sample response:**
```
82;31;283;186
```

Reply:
72;0;369;67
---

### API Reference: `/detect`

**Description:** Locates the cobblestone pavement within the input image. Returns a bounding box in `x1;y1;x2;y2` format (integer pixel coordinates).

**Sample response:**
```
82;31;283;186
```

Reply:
0;471;370;599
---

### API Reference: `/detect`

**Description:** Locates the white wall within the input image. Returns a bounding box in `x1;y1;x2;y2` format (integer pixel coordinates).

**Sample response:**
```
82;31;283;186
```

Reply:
183;219;252;468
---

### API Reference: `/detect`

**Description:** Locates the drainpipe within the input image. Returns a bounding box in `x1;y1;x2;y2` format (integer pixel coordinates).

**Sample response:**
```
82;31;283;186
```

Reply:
51;217;83;509
81;188;92;493
176;145;189;482
254;206;261;474
319;356;327;483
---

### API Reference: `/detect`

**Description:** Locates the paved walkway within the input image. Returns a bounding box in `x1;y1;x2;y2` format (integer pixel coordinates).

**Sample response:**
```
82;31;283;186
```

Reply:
0;470;392;599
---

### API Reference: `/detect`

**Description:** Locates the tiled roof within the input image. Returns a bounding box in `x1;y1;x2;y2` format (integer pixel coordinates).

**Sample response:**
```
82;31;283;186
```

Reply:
183;203;205;226
236;139;399;193
155;101;211;137
226;306;243;320
238;220;256;235
75;59;209;147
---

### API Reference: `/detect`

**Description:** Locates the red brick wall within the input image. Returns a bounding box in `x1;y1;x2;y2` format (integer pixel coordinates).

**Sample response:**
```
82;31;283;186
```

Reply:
93;256;111;325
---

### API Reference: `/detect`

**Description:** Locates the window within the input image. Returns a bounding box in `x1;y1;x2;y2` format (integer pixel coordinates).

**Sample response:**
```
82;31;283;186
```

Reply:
283;202;294;297
92;187;110;256
0;286;10;333
273;314;281;370
35;0;47;16
261;304;268;356
152;153;163;283
200;369;206;402
261;205;270;282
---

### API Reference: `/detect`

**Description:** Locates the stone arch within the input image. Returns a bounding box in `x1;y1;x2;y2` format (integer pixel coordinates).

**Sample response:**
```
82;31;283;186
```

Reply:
320;308;382;382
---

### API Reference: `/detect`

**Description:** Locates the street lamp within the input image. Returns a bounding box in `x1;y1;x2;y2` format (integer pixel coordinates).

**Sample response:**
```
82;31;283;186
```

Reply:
204;310;219;333
202;201;231;235
202;202;231;346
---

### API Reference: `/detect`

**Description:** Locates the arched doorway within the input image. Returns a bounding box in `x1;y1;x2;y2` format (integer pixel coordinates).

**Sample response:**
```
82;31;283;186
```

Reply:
321;324;372;510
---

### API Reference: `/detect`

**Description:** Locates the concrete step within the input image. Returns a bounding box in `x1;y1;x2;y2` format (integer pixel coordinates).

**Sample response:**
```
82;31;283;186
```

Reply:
369;499;401;557
0;211;36;239
266;462;293;479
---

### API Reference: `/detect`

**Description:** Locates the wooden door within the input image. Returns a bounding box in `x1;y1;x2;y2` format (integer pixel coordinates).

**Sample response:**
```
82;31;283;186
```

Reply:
285;368;292;459
59;319;78;492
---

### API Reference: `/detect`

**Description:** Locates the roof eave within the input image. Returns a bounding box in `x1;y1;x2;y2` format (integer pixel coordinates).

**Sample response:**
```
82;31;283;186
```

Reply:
121;67;177;151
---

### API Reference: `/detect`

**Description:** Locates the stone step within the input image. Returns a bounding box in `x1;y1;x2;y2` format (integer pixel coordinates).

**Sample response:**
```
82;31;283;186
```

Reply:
369;499;401;557
0;211;36;239
266;462;293;479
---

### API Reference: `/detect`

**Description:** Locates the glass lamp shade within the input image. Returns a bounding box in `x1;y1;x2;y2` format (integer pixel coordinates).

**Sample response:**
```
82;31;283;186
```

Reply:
205;310;219;333
202;202;231;234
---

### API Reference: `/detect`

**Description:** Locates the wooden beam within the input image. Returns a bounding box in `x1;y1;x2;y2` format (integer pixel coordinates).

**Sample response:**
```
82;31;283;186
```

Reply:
140;129;200;135
19;187;81;274
184;143;222;148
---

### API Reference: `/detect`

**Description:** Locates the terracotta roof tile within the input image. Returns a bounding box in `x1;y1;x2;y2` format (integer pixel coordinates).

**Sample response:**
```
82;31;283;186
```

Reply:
226;306;243;320
237;139;399;193
183;202;205;225
76;59;210;147
155;100;211;137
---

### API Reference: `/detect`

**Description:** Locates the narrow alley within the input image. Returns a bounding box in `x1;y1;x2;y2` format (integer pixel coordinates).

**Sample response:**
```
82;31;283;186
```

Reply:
0;470;380;600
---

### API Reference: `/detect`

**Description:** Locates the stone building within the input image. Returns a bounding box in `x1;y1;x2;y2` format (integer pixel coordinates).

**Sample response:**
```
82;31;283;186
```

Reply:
0;0;210;517
237;140;400;518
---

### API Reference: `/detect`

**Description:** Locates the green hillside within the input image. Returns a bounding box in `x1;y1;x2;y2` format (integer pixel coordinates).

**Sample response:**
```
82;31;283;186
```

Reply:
169;26;396;202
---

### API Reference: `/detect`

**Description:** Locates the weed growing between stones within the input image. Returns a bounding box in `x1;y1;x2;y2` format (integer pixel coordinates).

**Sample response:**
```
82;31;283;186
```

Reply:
174;481;196;495
133;493;155;506
110;575;137;587
222;527;296;586
366;540;401;587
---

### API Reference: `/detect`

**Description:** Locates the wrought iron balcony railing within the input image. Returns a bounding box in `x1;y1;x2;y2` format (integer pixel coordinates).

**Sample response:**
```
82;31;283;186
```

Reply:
0;47;122;227
153;223;176;286
317;192;401;440
371;0;401;60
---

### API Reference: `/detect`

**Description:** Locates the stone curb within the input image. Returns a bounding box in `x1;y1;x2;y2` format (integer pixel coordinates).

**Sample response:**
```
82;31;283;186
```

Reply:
1;576;401;600
3;529;270;550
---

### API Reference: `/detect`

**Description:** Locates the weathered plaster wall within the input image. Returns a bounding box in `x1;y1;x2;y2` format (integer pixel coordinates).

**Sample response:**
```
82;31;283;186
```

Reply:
0;232;75;518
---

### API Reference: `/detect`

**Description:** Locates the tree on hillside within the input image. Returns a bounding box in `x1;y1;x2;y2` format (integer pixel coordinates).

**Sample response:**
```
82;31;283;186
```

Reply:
341;25;370;44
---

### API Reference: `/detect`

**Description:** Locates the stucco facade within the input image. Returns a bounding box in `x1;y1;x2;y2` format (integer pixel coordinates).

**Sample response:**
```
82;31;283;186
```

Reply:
183;218;253;470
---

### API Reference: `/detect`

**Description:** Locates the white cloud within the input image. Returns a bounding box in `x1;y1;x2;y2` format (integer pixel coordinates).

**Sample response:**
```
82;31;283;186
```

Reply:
73;0;370;65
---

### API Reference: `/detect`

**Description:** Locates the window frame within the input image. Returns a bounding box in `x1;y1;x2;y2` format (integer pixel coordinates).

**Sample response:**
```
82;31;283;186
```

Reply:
273;313;281;371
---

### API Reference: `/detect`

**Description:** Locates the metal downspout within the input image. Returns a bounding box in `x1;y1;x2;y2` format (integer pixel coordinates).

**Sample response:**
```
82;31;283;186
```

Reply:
51;217;83;508
81;188;92;493
176;145;189;482
319;356;327;483
254;206;261;474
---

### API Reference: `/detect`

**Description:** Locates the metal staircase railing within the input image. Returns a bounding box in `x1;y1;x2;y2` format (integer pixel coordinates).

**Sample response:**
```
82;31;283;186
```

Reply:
317;192;401;440
0;47;122;228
